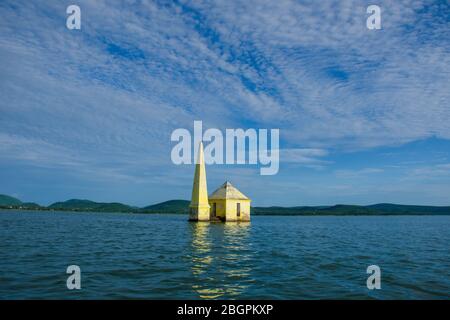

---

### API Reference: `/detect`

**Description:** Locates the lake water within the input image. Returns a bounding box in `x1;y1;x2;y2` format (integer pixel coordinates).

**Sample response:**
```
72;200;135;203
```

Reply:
0;210;449;299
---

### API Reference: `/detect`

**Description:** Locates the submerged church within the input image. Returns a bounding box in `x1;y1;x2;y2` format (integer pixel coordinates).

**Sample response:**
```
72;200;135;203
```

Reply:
189;142;251;222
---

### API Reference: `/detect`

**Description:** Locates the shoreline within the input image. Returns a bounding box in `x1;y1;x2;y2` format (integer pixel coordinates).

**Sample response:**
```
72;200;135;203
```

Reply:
2;207;450;216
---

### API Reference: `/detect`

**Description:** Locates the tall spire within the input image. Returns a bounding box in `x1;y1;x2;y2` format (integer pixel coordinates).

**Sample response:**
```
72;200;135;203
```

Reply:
189;142;210;221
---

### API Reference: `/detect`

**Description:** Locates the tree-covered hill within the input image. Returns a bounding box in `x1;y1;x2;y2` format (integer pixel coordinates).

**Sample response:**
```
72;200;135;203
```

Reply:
1;194;450;215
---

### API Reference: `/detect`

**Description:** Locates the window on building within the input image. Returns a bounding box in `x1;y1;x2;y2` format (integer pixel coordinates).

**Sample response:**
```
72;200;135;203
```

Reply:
237;203;241;217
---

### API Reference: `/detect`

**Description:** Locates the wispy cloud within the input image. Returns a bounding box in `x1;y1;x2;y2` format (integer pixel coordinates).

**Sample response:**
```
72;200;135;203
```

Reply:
335;168;384;178
281;148;331;168
0;0;449;205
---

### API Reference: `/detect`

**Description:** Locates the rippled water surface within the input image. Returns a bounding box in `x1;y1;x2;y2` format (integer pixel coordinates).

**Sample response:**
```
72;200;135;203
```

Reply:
0;210;449;299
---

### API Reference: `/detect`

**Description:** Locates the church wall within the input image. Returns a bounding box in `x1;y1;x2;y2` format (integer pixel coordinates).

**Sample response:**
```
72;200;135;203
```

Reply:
224;199;251;222
209;199;226;220
189;205;210;221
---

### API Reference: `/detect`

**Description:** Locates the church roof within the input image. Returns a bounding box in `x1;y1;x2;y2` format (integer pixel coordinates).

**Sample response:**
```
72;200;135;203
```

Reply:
209;181;250;200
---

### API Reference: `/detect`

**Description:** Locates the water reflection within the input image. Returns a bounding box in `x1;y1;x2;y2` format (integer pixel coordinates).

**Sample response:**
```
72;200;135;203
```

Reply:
189;222;252;299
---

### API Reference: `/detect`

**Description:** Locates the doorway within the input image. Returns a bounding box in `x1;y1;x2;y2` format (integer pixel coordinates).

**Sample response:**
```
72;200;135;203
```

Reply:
212;203;216;217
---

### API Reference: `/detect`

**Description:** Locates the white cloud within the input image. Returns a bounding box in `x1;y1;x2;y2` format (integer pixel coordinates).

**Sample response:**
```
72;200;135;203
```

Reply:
0;0;449;205
281;148;330;165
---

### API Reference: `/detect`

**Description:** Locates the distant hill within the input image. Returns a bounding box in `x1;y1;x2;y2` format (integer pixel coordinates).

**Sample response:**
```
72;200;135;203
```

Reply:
252;204;450;215
366;203;450;215
0;194;22;206
141;201;450;215
1;194;450;215
141;200;190;213
252;205;378;215
0;195;43;210
48;199;135;213
49;199;98;210
20;202;43;209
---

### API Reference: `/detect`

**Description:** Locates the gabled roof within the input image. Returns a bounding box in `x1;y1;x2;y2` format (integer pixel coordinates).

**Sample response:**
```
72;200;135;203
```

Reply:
209;181;250;200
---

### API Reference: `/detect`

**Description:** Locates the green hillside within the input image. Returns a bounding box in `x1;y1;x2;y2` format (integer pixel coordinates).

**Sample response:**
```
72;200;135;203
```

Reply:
1;193;450;215
0;194;22;206
252;204;450;215
20;202;43;209
48;199;135;213
367;203;450;215
49;199;98;210
141;200;190;213
139;201;450;215
252;205;378;215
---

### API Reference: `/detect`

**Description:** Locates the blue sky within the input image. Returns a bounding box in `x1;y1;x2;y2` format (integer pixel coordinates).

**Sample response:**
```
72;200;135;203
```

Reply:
0;0;449;207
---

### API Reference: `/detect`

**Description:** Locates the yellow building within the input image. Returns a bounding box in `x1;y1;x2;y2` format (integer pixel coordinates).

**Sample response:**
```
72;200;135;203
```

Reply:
189;142;251;222
209;181;251;222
